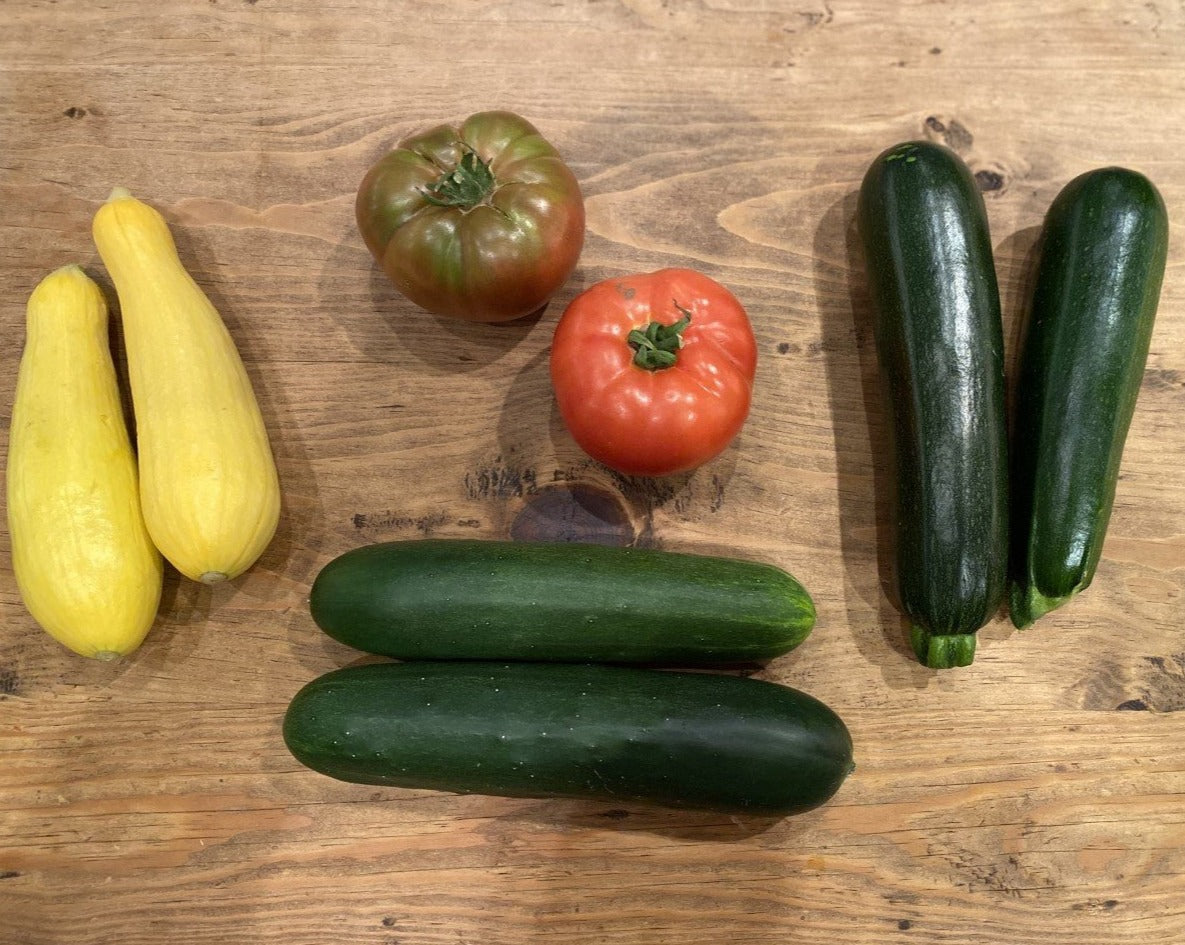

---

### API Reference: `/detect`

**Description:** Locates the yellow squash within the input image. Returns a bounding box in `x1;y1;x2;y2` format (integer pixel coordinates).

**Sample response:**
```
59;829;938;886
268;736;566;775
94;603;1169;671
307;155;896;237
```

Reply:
7;266;163;659
92;189;280;583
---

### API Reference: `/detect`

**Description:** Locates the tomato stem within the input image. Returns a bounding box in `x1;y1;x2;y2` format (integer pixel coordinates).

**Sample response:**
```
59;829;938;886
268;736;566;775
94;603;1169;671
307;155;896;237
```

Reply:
628;302;691;371
421;147;496;209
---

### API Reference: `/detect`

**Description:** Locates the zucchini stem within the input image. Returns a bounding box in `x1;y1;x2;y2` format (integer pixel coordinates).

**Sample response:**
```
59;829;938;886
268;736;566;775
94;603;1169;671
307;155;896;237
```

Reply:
909;626;976;669
1009;583;1072;630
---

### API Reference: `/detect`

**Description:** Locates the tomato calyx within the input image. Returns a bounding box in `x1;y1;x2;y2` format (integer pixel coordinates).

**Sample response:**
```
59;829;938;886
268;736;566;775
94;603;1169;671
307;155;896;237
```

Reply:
627;302;692;371
421;147;496;209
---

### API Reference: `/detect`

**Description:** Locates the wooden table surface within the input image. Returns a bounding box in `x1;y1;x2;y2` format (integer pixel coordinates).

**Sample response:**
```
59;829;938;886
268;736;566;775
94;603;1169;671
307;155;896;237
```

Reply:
3;2;1184;943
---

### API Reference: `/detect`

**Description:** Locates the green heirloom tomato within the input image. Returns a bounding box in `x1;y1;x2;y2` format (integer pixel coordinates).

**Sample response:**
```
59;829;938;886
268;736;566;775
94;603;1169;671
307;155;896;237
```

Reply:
356;111;586;323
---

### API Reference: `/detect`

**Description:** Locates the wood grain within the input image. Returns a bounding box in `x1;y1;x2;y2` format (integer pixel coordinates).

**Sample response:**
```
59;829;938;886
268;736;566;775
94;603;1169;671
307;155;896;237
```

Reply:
2;1;1184;943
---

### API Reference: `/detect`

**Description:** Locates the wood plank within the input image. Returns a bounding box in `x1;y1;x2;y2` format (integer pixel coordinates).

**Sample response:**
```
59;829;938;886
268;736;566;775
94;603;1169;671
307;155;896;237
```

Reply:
2;1;1183;943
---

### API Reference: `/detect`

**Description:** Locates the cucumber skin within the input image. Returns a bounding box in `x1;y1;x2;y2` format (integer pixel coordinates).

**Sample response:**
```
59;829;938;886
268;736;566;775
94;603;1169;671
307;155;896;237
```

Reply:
308;539;815;664
1010;168;1168;628
282;661;854;816
857;141;1009;666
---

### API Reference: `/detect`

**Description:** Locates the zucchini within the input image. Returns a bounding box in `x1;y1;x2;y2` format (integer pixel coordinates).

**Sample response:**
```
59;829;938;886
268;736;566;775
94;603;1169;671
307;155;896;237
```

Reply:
1009;168;1168;628
282;661;854;816
309;539;815;664
857;141;1009;668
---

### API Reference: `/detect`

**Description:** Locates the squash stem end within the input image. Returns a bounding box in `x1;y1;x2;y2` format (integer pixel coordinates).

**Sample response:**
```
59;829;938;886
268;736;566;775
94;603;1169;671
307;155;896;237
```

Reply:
910;626;976;669
1008;583;1072;630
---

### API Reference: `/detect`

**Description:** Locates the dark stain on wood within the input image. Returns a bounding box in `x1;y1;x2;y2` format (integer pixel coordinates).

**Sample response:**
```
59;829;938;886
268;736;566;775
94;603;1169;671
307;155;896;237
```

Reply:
970;852;1053;896
945;120;974;151
924;115;973;152
1101;654;1185;712
1073;898;1123;912
607;469;686;510
465;463;539;500
510;482;634;546
975;169;1005;192
797;4;834;29
709;474;726;512
0;668;20;697
351;510;451;534
1077;652;1185;713
1141;653;1185;711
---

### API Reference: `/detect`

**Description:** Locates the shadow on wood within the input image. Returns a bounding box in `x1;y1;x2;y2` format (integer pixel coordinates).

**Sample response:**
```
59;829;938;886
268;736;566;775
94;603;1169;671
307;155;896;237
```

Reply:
813;189;934;686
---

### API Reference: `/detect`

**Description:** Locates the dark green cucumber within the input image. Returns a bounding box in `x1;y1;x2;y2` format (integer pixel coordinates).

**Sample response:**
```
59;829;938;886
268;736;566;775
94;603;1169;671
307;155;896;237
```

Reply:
857;141;1009;668
309;539;815;664
282;661;854;815
1009;168;1168;628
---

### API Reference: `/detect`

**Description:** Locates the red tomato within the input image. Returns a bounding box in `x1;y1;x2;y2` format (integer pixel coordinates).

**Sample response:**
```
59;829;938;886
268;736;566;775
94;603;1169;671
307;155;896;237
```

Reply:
550;268;757;477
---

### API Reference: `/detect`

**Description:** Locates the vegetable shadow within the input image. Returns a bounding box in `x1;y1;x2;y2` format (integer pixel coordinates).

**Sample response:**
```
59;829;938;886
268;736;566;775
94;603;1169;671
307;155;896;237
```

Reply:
320;224;564;372
813;192;931;686
329;758;795;842
312;222;547;373
994;224;1044;427
503;796;790;842
166;218;325;589
284;639;392;681
990;223;1045;650
369;259;550;368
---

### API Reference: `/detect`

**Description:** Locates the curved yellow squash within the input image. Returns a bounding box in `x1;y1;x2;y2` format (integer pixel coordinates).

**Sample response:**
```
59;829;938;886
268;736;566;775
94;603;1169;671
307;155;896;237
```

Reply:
92;189;280;583
7;266;163;659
